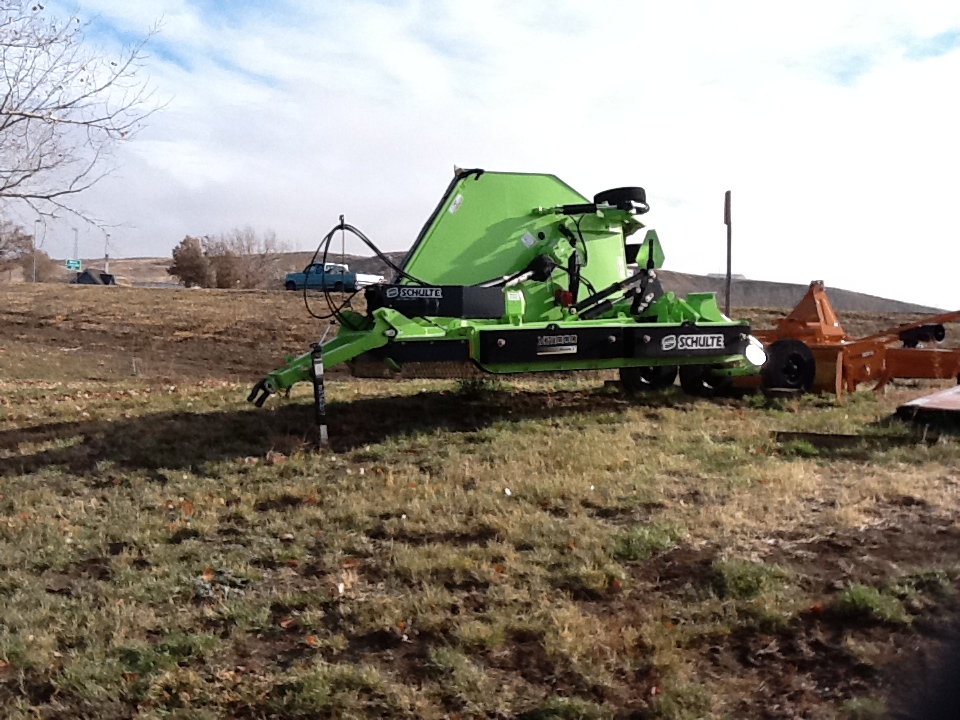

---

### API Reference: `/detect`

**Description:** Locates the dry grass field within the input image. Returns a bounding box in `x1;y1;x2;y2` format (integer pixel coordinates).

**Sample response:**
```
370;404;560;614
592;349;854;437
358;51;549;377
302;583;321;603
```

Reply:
1;285;959;719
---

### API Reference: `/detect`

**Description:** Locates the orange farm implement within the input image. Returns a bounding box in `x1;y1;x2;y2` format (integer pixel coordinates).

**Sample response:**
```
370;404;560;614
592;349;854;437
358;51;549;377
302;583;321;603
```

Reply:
740;281;960;395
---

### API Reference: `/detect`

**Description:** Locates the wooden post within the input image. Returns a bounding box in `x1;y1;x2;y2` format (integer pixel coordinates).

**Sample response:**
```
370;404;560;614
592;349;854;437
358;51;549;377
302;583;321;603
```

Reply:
724;190;732;317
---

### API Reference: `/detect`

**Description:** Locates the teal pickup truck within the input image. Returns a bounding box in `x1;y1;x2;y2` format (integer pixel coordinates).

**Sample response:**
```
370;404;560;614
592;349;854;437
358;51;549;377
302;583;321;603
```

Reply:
284;262;384;292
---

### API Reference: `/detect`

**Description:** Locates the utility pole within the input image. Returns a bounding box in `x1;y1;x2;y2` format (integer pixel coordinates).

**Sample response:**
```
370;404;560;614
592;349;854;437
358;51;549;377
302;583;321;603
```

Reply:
73;227;79;263
105;233;110;274
724;190;732;317
32;219;40;283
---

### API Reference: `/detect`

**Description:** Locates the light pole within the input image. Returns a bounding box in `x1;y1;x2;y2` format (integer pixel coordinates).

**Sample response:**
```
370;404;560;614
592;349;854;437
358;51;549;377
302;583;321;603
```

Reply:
32;219;39;283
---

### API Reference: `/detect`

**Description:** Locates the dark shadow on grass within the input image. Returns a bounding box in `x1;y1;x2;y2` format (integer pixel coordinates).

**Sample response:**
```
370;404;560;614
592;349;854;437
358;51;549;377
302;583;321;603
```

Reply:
0;386;699;476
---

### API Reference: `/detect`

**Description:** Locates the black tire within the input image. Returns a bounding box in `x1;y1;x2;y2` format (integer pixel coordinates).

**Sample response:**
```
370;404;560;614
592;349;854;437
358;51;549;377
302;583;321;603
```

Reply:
594;187;648;213
679;364;733;397
333;281;345;293
285;281;297;291
761;339;816;392
620;365;678;392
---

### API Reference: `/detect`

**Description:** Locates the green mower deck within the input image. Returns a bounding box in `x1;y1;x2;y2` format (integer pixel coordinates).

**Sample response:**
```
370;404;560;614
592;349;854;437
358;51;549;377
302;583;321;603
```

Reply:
248;170;765;416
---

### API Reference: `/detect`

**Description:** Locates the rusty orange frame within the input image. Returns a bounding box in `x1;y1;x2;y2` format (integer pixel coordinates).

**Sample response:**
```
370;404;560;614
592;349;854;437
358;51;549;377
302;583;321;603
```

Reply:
750;281;960;394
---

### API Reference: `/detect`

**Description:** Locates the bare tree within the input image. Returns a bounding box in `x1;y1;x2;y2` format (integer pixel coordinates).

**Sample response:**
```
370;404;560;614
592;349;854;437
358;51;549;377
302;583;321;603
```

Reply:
0;1;159;219
167;229;288;290
17;246;61;281
0;218;30;274
205;228;287;289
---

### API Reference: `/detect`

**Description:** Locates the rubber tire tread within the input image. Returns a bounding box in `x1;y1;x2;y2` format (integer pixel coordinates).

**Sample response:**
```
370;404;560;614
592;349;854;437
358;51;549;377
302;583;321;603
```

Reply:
594;186;646;206
679;364;732;397
620;365;678;393
760;339;816;391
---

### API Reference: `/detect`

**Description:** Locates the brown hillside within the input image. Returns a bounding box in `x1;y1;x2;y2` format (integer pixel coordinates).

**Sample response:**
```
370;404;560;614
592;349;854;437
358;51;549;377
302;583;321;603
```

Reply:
74;252;947;314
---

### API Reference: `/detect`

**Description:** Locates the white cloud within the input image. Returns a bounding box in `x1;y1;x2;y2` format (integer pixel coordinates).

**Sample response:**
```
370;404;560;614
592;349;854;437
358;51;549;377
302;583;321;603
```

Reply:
33;0;960;308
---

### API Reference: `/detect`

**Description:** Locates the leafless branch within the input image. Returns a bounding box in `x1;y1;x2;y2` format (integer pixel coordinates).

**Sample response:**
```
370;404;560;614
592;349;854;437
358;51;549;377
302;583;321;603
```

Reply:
0;1;161;221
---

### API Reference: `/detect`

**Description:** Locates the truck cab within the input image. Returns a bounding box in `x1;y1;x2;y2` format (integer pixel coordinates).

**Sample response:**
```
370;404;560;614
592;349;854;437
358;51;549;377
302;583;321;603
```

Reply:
285;263;355;292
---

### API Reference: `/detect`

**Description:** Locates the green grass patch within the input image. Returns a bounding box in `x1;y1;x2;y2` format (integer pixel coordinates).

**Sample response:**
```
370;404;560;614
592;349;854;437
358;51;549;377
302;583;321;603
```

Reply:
613;523;684;562
831;584;909;624
651;682;712;720
841;696;887;719
711;559;789;600
2;360;959;719
522;694;608;719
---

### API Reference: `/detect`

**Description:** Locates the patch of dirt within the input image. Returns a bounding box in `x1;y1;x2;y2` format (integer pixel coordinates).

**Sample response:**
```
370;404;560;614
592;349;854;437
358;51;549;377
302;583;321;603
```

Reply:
0;285;354;383
231;634;315;672
483;629;615;705
634;544;718;595
366;525;499;547
254;493;306;512
623;502;960;718
335;628;440;687
43;556;114;596
581;498;667;524
766;502;960;594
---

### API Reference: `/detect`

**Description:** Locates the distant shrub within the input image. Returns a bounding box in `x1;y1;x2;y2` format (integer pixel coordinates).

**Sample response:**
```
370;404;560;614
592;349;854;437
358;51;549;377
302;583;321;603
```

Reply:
167;228;288;289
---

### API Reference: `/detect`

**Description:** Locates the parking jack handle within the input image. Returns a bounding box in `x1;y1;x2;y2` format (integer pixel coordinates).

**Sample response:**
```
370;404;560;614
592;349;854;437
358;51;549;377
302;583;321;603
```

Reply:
310;343;328;444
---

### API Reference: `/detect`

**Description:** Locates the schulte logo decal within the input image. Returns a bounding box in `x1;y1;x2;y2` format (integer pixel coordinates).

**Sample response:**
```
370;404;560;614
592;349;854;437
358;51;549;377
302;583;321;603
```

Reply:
385;287;443;300
661;334;725;351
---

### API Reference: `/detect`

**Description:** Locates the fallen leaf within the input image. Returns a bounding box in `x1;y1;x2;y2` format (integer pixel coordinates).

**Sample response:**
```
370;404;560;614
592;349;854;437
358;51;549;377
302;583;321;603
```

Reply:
305;635;319;647
202;567;214;582
265;451;287;467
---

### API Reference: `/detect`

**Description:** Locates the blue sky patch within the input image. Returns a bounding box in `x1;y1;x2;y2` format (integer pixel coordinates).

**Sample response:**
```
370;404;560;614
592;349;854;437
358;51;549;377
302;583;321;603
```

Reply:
905;28;960;61
85;15;194;72
192;0;286;27
819;49;877;86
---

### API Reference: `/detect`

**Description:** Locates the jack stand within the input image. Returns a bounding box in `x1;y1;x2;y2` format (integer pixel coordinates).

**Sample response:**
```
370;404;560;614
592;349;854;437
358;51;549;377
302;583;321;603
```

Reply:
310;343;328;444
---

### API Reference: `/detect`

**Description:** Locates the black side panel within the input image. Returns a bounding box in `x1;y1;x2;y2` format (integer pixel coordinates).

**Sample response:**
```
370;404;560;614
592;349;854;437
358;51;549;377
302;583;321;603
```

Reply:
479;327;624;364
366;285;506;319
478;325;750;365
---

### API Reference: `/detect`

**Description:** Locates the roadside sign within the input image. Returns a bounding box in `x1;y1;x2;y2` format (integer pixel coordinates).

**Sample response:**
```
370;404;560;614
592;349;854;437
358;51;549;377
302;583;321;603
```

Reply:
66;259;81;271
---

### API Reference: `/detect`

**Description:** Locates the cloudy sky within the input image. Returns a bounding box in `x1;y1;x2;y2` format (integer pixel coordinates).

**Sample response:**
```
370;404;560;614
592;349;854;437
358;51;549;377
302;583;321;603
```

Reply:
37;0;960;308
